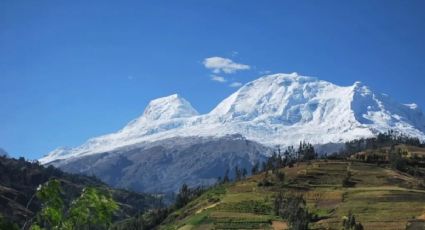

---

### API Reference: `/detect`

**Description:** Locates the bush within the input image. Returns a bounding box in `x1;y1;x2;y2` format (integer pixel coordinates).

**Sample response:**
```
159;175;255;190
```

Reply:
257;176;274;187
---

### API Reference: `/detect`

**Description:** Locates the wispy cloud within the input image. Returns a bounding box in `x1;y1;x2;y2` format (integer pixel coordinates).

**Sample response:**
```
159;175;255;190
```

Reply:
203;56;250;74
210;75;227;83
229;82;243;88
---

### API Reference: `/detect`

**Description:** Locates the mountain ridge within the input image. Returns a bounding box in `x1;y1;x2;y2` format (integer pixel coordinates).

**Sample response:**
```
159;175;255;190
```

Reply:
40;73;425;164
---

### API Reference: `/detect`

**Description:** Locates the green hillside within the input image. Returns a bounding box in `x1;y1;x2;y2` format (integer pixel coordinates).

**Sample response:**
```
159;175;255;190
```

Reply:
0;155;159;229
159;159;425;230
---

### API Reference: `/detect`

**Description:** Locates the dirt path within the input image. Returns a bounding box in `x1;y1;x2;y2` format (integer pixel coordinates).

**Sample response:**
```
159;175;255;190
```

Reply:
272;221;288;230
195;202;220;214
347;186;425;194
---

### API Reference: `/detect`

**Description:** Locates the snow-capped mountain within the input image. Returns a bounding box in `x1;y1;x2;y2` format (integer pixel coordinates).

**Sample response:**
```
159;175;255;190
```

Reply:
40;73;425;164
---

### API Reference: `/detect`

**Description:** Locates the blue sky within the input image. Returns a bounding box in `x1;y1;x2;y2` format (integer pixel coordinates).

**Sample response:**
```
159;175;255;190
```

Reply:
1;0;425;159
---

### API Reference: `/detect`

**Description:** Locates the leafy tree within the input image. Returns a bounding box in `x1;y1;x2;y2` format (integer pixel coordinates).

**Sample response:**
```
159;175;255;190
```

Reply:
32;179;64;229
66;187;118;229
30;179;118;230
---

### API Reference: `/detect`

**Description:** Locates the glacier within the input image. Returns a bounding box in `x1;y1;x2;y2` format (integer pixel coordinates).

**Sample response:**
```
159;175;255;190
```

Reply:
40;73;425;164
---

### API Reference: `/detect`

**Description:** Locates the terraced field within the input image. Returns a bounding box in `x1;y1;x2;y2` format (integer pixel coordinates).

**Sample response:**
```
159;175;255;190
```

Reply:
160;160;425;230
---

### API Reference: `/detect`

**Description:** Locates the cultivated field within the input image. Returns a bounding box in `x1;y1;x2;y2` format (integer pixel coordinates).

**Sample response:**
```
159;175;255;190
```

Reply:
160;160;425;230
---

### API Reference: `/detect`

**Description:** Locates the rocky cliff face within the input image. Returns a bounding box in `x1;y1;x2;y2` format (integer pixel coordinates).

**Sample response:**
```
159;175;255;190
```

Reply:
49;135;269;193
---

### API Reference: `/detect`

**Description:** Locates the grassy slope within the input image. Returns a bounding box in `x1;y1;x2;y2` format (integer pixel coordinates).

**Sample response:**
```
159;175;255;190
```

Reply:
160;160;425;230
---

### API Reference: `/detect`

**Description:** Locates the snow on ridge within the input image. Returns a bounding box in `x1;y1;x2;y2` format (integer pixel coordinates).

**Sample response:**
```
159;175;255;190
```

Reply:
139;94;199;121
39;73;425;164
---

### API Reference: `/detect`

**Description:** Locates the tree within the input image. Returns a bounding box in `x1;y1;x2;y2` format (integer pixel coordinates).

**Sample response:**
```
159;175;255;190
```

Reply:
242;168;248;178
261;162;268;173
235;166;242;181
67;187;118;229
276;171;285;183
31;179;118;230
342;211;364;230
251;162;259;175
389;147;407;172
222;169;230;183
32;179;64;229
257;173;273;187
342;170;355;187
274;193;310;230
174;184;206;210
175;183;190;209
297;141;316;161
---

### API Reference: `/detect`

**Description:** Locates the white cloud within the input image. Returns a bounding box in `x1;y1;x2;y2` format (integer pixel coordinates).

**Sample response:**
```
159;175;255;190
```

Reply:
211;75;227;83
229;82;243;88
203;56;250;74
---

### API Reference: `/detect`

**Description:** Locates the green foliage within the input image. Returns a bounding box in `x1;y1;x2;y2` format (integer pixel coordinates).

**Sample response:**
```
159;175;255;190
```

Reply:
30;179;118;230
34;179;64;229
66;187;118;229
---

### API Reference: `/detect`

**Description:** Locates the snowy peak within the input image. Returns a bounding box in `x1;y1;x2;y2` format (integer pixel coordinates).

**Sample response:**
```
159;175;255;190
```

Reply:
142;94;199;121
39;73;425;164
350;80;425;134
210;73;343;124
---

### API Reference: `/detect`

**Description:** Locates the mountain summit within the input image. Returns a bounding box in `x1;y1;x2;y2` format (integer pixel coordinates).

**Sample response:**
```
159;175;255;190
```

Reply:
140;94;199;121
40;73;425;164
